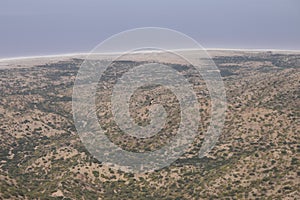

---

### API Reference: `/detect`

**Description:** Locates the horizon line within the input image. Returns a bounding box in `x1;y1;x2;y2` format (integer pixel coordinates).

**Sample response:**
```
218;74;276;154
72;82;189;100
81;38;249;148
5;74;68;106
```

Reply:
1;47;300;62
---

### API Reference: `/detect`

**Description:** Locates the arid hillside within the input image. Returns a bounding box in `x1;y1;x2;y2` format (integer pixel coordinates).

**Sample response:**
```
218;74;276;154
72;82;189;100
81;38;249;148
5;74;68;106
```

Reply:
0;50;299;199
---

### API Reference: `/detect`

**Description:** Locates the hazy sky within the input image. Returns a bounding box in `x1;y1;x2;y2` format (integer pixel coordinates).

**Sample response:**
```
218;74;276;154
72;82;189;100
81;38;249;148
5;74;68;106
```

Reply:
0;0;299;58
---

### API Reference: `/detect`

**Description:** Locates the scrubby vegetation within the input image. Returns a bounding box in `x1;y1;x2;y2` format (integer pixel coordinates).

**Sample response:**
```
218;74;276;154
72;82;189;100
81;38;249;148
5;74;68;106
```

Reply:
0;51;299;199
